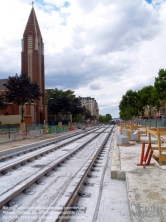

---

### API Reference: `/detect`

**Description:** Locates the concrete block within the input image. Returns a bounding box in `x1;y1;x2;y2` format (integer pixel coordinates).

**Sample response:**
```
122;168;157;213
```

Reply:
130;132;135;140
110;145;121;179
111;169;118;179
130;131;139;141
111;162;120;179
117;171;126;180
121;129;128;136
133;131;139;140
117;135;129;145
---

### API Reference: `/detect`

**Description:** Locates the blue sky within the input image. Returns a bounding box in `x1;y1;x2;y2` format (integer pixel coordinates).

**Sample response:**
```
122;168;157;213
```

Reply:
0;0;166;118
145;0;152;3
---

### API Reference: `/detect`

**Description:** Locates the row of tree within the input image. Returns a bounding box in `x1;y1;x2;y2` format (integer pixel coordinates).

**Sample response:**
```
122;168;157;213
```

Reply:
1;72;114;124
99;114;112;123
119;69;166;120
0;72;94;123
46;88;93;122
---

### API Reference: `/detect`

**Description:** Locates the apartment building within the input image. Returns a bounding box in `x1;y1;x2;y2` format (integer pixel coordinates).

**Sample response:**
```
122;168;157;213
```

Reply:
79;97;99;120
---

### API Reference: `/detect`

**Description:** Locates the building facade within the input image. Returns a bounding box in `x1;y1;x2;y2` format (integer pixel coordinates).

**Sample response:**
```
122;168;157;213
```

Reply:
79;97;99;120
0;6;46;125
21;5;46;124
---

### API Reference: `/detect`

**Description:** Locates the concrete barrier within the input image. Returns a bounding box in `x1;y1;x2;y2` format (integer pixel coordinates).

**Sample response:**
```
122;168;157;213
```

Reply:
117;135;129;145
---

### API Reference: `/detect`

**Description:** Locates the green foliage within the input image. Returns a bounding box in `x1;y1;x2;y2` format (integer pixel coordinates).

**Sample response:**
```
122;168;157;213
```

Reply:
154;69;166;103
119;68;165;119
47;88;75;101
99;113;112;123
119;90;138;120
0;94;7;110
4;72;43;122
84;109;92;120
48;96;71;116
47;88;91;121
138;85;159;117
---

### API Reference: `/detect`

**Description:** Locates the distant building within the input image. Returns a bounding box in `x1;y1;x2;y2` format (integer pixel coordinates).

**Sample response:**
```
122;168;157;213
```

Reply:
79;97;99;120
0;5;46;125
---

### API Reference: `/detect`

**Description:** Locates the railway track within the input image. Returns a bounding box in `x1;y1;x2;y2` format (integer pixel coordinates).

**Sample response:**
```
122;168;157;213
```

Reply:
0;126;99;162
0;125;114;222
0;127;100;175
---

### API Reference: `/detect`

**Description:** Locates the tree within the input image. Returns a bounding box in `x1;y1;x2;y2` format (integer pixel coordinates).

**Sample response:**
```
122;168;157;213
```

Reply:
154;69;166;113
47;88;75;102
154;69;166;101
99;114;112;123
84;109;92;120
119;90;138;120
0;94;7;110
47;88;87;122
4;72;43;123
70;98;85;122
138;86;159;118
105;114;112;122
48;96;71;116
99;115;105;123
47;88;75;118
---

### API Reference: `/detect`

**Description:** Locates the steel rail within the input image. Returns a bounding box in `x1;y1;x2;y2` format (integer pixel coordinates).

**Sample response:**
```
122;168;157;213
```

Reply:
56;126;114;222
0;127;109;209
0;127;99;161
0;128;101;174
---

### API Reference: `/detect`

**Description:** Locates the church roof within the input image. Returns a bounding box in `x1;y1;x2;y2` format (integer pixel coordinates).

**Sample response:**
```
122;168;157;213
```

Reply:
23;7;42;39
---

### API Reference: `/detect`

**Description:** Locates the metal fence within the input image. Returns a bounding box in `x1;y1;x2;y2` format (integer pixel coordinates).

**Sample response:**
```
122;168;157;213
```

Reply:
133;119;166;128
0;125;70;144
0;122;100;144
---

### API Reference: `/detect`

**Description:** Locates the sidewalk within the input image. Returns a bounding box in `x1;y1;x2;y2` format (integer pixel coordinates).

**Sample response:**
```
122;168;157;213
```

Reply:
111;126;166;222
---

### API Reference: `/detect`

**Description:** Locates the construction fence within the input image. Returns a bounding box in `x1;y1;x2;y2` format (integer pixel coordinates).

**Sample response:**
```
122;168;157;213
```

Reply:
0;122;97;144
0;125;70;144
134;119;166;128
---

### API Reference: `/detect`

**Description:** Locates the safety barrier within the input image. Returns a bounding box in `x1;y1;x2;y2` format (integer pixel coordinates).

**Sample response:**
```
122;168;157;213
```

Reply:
0;125;70;144
147;127;166;165
0;129;44;144
138;142;154;167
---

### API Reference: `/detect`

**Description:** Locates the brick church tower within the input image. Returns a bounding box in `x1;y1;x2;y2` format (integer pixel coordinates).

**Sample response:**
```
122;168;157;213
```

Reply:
21;5;46;124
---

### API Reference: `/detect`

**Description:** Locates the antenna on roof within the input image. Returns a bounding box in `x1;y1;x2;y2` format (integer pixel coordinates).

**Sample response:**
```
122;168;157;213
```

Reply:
32;1;34;8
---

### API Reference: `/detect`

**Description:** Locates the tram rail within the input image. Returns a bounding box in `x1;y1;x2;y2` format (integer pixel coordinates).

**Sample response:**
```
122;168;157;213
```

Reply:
0;127;101;174
0;126;111;212
56;126;114;222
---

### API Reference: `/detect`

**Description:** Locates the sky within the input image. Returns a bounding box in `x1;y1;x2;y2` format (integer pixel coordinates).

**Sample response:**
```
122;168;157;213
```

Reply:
0;0;166;118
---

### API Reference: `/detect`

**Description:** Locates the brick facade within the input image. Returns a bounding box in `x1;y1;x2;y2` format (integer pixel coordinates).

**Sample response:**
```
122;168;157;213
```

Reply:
0;6;46;125
21;6;46;124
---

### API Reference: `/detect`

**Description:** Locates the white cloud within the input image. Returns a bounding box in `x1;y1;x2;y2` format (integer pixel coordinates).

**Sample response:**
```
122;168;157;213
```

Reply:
0;0;166;118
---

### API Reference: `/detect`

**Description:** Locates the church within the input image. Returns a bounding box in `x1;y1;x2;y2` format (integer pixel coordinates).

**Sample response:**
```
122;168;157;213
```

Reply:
0;5;46;125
